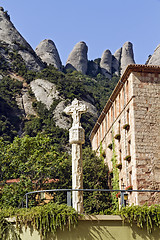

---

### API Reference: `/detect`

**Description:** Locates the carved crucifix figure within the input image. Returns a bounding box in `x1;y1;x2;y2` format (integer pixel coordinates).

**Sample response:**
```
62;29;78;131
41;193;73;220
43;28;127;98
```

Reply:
64;99;87;213
64;98;87;127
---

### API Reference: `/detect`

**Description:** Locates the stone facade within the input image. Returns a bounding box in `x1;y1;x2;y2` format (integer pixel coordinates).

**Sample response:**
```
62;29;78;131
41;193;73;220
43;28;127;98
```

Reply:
90;64;160;206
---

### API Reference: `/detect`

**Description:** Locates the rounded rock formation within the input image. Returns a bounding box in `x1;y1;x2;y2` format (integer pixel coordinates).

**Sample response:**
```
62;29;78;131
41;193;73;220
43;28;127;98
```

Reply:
112;48;122;76
147;44;160;66
65;41;88;74
120;42;135;75
35;39;62;70
100;49;112;78
0;8;44;71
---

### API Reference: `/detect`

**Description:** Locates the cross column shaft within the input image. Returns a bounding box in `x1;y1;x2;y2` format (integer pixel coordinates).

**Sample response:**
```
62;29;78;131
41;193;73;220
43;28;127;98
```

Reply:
72;143;83;213
64;99;87;214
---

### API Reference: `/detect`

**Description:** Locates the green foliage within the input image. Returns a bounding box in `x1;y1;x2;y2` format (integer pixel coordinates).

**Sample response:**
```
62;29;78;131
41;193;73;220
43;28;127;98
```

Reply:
0;134;72;207
24;101;69;148
82;147;111;213
114;133;121;140
0;213;21;240
8;51;36;82
0;76;22;141
0;203;79;240
35;65;119;114
0;136;112;213
108;143;113;150
120;204;160;233
111;131;119;210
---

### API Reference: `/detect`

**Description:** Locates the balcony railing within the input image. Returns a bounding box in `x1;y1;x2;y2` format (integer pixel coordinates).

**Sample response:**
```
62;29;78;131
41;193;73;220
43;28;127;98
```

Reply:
19;189;160;209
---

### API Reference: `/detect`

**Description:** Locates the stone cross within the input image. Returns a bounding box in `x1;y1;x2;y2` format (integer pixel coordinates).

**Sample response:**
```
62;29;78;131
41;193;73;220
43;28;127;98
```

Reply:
64;98;87;127
64;99;87;213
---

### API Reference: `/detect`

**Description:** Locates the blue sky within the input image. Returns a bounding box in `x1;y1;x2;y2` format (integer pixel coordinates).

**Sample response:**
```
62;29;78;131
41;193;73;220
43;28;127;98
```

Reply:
1;0;160;65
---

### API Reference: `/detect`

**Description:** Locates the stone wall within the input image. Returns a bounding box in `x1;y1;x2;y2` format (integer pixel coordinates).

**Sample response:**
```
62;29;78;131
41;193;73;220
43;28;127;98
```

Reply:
17;215;160;240
132;72;160;205
91;65;160;206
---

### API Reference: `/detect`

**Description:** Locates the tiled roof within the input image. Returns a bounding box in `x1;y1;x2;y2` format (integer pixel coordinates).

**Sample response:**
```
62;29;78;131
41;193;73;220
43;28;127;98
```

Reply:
4;178;58;184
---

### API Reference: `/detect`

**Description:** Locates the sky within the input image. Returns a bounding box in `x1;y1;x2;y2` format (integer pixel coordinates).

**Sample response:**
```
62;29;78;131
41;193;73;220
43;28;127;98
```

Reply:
1;0;160;65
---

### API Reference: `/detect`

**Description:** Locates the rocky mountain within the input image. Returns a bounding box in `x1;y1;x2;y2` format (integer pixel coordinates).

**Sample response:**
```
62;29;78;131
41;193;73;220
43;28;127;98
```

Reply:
0;7;44;71
99;41;135;78
100;49;112;78
0;5;136;78
30;79;61;110
112;48;122;76
120;42;135;74
35;39;62;71
146;44;160;66
65;41;135;78
2;6;160;148
65;41;88;74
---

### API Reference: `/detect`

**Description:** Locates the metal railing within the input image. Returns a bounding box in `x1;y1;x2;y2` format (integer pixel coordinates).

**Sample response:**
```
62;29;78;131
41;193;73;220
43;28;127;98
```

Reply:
19;189;160;209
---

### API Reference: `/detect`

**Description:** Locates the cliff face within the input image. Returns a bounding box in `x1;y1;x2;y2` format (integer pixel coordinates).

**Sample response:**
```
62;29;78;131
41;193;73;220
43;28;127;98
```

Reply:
0;6;136;78
3;6;160;146
65;41;135;78
146;44;160;66
99;42;135;78
65;41;88;74
120;41;135;75
100;50;112;78
0;7;44;71
35;39;62;71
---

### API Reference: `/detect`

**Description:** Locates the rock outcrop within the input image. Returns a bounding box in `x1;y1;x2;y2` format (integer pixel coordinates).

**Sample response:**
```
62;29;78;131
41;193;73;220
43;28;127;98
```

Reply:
16;89;37;117
30;79;61;110
120;42;135;75
65;41;88;74
100;50;112;78
53;99;98;130
112;48;122;76
87;60;99;76
53;100;72;129
0;7;44;71
146;44;160;66
35;39;62;70
98;42;135;78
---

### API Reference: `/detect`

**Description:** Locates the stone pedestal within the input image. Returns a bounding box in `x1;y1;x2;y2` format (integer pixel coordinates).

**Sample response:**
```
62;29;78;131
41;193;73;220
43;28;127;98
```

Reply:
69;126;85;213
64;99;87;214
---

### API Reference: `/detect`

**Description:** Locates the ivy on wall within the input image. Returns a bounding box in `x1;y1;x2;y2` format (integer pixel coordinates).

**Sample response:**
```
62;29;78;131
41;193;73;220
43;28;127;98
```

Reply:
111;129;119;210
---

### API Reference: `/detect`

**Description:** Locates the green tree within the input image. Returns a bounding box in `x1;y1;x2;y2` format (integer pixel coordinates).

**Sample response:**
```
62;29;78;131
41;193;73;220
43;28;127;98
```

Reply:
0;135;112;212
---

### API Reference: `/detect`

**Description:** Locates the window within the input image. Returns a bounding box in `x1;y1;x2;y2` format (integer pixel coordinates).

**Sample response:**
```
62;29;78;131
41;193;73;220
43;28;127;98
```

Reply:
119;149;122;163
128;140;131;156
126;80;129;102
129;171;132;186
118;120;121;134
115;100;117;118
105;115;108;132
40;192;45;200
119;93;121;113
127;109;130;124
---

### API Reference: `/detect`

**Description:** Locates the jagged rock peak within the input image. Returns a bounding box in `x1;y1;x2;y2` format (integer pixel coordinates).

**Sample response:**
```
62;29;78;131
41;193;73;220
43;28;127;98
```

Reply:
120;41;135;75
65;41;88;74
112;48;122;76
0;7;44;71
146;44;160;66
100;49;112;78
35;39;62;71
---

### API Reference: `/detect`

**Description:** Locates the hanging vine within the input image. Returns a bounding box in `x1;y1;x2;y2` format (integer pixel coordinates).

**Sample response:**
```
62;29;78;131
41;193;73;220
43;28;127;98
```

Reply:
0;203;79;240
120;204;160;233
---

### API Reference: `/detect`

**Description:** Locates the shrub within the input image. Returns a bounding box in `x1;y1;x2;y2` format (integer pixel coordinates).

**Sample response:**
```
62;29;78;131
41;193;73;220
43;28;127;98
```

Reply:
114;134;121;141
